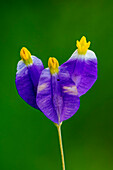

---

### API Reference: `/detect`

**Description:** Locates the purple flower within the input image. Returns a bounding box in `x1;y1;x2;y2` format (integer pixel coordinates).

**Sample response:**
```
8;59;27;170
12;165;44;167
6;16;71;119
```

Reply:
15;47;44;109
15;36;97;125
61;36;97;97
36;58;80;124
15;37;98;170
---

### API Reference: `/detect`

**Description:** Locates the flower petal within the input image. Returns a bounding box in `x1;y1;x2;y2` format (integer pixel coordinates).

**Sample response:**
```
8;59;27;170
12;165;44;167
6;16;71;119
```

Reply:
61;50;97;96
15;56;44;109
36;67;80;124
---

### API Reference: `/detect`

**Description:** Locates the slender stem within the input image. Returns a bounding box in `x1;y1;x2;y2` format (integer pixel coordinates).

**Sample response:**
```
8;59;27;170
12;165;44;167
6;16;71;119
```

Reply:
56;124;65;170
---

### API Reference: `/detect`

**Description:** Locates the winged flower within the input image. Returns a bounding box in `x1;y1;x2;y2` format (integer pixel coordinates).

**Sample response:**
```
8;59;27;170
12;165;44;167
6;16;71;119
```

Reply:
15;36;97;170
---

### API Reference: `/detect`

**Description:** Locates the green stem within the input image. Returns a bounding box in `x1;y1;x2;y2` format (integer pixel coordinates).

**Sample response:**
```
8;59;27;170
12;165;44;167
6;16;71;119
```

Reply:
56;124;65;170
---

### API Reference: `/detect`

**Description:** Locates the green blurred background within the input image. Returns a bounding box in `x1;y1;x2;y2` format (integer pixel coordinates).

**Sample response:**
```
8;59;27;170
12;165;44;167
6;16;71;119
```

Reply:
0;0;113;169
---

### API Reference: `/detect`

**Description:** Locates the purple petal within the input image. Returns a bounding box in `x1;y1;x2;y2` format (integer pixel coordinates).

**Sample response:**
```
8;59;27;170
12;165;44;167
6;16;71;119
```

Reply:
15;56;44;109
36;67;80;124
28;56;44;92
61;50;97;96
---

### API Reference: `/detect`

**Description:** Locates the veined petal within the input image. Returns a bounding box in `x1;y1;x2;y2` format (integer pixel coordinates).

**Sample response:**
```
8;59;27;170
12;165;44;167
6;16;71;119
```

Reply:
61;49;97;96
36;67;80;124
28;56;44;92
15;56;44;109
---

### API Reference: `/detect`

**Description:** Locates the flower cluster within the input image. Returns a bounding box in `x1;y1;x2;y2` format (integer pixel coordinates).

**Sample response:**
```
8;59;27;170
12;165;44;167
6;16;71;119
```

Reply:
15;36;97;125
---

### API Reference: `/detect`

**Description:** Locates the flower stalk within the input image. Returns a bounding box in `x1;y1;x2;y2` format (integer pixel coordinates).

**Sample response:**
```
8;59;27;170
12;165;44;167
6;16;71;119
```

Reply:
56;123;65;170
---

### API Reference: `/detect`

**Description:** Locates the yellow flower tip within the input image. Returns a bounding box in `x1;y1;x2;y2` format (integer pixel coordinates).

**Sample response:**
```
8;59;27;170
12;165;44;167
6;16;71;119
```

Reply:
20;47;33;65
76;36;91;55
48;57;59;74
20;47;31;60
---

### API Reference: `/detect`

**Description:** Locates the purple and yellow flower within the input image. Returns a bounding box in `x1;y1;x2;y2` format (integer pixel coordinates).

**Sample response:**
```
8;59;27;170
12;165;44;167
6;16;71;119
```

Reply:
61;36;97;97
15;47;44;109
15;36;97;170
16;36;97;125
